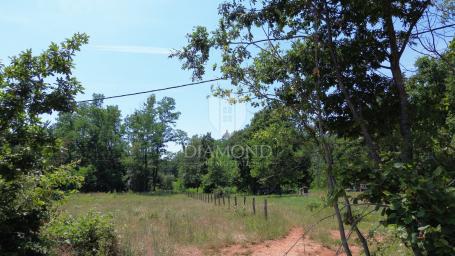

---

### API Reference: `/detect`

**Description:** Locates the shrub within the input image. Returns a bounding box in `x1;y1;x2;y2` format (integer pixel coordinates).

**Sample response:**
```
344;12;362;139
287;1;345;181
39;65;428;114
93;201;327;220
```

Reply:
0;33;89;255
159;174;176;191
42;211;118;256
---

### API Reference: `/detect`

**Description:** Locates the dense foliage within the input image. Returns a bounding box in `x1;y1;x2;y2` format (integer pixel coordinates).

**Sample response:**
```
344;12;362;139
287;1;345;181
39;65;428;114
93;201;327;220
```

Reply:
123;95;180;192
175;107;313;194
172;0;455;255
54;95;125;192
42;211;118;256
1;1;453;255
0;34;88;255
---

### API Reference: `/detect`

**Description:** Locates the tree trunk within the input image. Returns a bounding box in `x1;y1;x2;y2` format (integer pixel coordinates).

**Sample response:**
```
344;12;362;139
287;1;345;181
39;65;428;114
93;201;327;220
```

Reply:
144;148;149;191
343;195;371;256
321;0;381;165
324;145;353;256
151;148;160;191
152;167;158;191
383;7;413;163
311;11;354;253
315;106;352;256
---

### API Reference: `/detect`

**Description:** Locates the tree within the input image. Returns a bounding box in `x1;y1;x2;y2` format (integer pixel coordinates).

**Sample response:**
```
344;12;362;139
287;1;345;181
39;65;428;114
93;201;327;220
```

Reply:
202;150;238;192
177;133;214;190
172;129;189;151
243;108;311;193
124;95;180;192
388;41;455;255
225;129;260;193
172;2;376;253
0;33;88;255
172;1;454;254
53;94;126;192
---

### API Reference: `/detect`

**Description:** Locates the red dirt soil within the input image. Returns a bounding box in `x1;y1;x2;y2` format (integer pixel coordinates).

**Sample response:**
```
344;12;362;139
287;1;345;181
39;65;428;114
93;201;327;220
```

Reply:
178;227;361;256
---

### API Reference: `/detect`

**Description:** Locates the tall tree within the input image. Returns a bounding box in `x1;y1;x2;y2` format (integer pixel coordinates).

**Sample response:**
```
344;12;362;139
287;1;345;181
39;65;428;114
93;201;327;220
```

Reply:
172;129;189;151
178;133;214;190
124;95;180;192
202;150;239;192
243;108;311;194
53;94;126;192
0;33;88;255
172;1;454;254
226;129;260;193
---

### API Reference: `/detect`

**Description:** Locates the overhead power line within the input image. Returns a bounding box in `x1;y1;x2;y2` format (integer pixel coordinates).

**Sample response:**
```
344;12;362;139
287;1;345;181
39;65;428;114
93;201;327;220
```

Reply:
411;23;455;36
77;77;226;103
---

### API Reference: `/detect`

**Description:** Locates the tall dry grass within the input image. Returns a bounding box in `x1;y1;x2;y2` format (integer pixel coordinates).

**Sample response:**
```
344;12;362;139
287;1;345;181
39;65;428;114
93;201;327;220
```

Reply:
60;193;410;255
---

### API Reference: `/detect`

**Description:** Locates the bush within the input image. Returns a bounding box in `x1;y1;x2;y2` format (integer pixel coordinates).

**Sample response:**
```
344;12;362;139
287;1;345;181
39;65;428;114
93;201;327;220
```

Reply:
0;33;89;255
172;178;185;192
42;211;118;256
0;164;83;255
159;174;176;191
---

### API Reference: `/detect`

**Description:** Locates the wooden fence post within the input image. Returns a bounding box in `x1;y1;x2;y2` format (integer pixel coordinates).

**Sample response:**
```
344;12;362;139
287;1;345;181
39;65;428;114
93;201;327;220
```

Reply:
264;199;268;220
243;196;246;209
222;195;225;206
228;196;231;209
234;196;237;209
253;197;256;214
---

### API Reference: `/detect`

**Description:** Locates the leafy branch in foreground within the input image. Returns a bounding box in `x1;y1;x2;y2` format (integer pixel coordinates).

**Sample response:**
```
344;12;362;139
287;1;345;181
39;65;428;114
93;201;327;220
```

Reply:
172;0;455;255
0;33;88;255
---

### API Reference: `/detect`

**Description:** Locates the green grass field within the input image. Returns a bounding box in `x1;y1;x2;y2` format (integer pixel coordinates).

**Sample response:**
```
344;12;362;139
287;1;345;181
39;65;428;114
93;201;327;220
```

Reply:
59;193;411;255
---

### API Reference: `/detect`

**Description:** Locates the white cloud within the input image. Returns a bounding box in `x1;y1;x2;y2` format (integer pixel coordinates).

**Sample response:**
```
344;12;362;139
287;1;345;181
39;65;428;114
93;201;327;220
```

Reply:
92;45;172;55
0;13;30;25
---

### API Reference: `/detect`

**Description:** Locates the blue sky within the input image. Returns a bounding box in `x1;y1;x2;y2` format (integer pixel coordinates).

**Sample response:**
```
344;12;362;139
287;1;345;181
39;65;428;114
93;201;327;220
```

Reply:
0;0;256;151
0;0;430;152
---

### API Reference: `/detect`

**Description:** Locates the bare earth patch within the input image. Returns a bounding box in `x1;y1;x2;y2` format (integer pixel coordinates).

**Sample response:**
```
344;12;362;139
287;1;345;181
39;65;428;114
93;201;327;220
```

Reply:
176;245;204;256
180;227;361;256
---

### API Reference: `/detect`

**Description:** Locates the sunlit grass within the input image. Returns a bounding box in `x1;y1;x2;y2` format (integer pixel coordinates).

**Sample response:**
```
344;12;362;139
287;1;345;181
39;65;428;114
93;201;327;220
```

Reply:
60;192;409;255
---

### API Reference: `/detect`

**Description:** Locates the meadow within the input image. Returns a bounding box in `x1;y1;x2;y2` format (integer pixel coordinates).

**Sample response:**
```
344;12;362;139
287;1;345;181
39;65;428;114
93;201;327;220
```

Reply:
59;192;412;256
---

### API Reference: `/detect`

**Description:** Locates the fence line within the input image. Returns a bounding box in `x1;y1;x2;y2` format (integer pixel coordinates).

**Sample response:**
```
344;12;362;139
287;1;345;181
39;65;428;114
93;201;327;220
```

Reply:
185;192;269;219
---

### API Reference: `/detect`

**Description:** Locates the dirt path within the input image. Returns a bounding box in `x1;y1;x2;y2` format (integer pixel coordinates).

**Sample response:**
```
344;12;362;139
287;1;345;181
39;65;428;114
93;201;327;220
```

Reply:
177;228;361;256
207;228;360;256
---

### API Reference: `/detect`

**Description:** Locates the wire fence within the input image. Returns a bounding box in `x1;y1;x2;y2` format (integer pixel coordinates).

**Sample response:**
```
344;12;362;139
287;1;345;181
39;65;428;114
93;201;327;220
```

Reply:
185;192;269;220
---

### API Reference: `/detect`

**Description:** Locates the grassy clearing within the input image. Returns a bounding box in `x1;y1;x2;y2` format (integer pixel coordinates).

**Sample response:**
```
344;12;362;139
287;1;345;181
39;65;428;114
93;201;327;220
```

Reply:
59;193;411;255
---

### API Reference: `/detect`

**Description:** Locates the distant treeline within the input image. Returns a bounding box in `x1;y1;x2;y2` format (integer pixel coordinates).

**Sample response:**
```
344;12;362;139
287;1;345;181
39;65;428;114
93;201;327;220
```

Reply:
51;96;317;194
